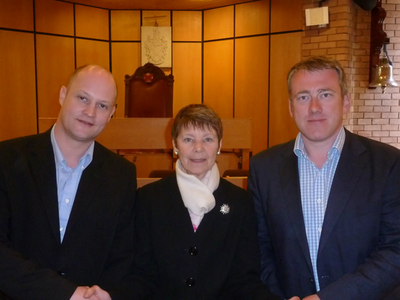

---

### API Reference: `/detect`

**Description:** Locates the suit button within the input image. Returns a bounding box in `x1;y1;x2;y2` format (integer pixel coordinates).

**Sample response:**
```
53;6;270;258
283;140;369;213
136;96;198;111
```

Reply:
309;277;314;283
186;277;196;286
189;246;198;256
59;272;66;277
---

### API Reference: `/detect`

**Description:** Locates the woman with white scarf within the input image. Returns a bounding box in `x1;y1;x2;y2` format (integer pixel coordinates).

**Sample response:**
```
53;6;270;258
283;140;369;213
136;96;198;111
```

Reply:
129;104;282;300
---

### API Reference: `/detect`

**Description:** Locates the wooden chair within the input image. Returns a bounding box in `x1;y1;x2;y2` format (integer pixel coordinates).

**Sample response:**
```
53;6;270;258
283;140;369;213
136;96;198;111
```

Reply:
124;63;174;117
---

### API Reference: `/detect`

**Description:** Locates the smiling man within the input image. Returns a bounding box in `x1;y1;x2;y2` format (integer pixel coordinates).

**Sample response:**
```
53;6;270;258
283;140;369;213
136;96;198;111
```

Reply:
0;65;137;300
248;56;400;300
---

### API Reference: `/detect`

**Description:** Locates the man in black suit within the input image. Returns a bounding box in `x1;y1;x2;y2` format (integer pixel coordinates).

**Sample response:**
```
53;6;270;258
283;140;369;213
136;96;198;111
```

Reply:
0;65;137;300
248;56;400;300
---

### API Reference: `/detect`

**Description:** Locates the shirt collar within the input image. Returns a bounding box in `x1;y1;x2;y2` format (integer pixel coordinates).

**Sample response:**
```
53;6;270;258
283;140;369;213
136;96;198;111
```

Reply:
294;127;346;159
50;125;94;169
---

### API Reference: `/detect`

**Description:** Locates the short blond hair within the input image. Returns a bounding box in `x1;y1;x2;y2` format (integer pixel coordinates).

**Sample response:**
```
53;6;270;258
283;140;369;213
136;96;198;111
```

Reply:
287;56;348;98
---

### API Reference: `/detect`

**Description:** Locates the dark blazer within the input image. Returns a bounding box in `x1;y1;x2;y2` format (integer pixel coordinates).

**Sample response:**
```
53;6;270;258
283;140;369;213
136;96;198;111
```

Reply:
0;130;137;300
248;129;400;300
130;174;281;300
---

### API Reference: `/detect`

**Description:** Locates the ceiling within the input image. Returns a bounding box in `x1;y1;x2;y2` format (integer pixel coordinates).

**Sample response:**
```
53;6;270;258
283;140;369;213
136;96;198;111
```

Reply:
59;0;255;10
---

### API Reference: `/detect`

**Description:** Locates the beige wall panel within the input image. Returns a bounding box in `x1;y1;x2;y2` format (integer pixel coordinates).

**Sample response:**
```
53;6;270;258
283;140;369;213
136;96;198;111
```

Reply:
0;0;33;31
203;40;234;118
216;153;240;176
111;10;141;41
0;30;36;141
75;5;109;40
142;11;171;26
76;39;110;70
204;6;234;41
172;11;202;42
124;153;173;178
235;0;269;37
271;0;302;33
269;32;301;147
235;36;269;155
172;43;202;115
36;34;75;118
35;0;74;35
111;42;141;117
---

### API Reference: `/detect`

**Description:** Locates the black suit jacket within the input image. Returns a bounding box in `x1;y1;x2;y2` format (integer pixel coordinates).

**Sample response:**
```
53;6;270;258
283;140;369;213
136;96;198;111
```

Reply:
0;130;137;300
129;174;281;300
248;129;400;300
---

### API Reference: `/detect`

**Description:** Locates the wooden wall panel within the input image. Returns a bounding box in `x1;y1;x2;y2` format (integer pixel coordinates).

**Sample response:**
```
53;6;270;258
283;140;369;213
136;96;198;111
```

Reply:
75;5;109;40
76;39;110;70
111;42;141;117
35;0;74;36
172;43;202;115
235;0;269;37
269;32;301;147
204;6;234;41
36;34;75;118
111;10;141;41
0;30;36;141
142;11;171;26
235;36;269;155
271;0;302;33
172;11;202;42
0;0;33;31
203;40;234;118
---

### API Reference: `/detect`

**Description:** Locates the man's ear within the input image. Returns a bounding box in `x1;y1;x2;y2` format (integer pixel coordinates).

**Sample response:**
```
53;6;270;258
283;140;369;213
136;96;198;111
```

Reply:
289;99;294;118
59;86;67;106
343;94;350;114
108;105;116;122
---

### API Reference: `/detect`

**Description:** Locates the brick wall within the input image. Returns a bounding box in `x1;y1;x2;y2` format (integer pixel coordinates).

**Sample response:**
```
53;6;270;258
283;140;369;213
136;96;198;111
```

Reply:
302;0;400;149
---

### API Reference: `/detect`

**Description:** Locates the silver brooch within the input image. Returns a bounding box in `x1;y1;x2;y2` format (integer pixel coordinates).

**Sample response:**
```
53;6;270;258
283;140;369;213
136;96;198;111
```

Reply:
220;204;230;215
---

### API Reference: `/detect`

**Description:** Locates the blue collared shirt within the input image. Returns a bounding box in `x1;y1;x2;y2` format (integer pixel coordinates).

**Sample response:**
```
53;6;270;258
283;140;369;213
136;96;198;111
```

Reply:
50;126;94;242
293;127;345;291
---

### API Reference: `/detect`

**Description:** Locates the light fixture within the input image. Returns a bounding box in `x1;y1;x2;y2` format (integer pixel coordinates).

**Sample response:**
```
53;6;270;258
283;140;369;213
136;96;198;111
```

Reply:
369;43;398;93
368;0;398;93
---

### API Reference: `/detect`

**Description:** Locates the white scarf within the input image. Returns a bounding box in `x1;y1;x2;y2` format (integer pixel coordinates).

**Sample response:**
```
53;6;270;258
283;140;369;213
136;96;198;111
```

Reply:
176;159;220;231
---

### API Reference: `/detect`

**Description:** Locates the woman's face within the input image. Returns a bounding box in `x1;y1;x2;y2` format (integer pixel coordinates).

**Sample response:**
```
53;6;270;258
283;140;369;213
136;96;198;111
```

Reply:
174;125;221;180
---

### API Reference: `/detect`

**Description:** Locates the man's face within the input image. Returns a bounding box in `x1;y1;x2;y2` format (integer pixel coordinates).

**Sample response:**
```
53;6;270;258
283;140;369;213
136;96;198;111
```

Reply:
289;69;350;146
57;67;116;144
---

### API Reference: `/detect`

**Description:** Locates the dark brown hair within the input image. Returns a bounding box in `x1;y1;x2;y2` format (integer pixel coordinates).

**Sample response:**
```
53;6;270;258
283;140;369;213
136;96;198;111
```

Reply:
171;104;223;142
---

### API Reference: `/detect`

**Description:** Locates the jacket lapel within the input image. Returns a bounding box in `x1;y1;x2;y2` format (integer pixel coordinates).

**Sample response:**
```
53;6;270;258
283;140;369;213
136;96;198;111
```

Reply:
196;181;233;245
29;131;60;243
280;142;314;273
319;130;367;252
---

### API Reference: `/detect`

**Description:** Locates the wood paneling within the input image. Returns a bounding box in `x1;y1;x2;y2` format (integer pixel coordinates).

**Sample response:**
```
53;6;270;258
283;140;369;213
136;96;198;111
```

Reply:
125;152;173;178
76;39;110;70
269;32;301;147
142;10;171;26
271;0;302;33
111;10;141;41
36;34;75;118
235;0;269;37
204;6;234;41
111;42;141;117
52;0;254;10
203;40;234;118
0;30;36;141
172;43;202;115
0;0;33;31
35;0;74;36
75;4;109;40
235;36;269;155
172;11;202;42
